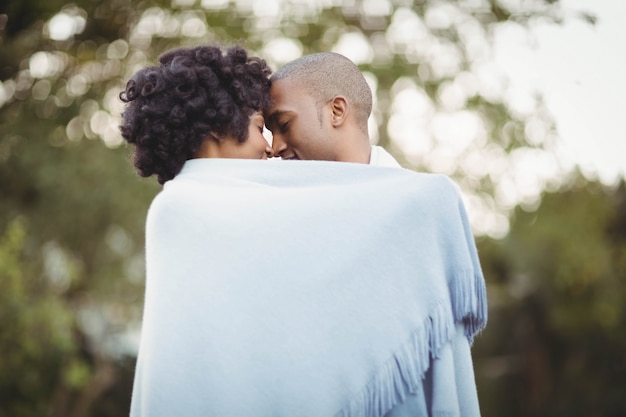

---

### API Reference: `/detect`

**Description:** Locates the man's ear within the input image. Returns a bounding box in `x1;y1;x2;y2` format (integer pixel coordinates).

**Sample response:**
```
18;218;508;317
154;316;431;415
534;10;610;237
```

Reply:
329;96;348;127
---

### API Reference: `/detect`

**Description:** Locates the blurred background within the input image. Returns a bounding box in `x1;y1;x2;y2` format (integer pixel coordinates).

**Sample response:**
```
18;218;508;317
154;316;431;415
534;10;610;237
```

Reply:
1;0;625;416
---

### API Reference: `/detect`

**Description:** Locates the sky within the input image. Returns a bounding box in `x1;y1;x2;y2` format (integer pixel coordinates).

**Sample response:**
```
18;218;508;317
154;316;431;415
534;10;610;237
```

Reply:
493;0;626;185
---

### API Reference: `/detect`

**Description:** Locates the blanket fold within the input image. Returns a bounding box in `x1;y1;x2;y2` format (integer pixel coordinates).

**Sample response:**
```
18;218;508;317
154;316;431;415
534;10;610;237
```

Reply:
130;158;487;417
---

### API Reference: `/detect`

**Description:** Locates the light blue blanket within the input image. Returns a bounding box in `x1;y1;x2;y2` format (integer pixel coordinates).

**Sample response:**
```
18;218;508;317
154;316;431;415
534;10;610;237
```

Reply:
130;158;487;417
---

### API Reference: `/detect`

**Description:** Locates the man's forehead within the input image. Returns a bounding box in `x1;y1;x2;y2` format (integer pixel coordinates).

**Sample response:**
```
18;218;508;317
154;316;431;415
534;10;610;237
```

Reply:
267;79;308;113
264;90;293;124
270;78;304;99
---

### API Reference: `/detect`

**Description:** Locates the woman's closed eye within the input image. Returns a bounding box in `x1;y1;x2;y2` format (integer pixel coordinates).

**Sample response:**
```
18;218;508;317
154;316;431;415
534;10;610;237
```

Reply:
251;113;265;133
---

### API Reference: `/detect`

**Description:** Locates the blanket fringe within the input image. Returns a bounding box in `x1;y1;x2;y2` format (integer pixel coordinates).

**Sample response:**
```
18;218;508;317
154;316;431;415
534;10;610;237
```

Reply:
337;269;487;417
337;302;455;417
451;269;488;343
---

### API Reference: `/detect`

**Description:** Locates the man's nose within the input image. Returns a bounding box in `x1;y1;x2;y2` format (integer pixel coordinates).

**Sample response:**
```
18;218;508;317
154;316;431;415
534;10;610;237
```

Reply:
271;133;287;156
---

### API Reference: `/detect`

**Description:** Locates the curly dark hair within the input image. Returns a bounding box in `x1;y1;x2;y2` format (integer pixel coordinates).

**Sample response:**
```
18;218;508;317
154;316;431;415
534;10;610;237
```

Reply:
119;45;272;184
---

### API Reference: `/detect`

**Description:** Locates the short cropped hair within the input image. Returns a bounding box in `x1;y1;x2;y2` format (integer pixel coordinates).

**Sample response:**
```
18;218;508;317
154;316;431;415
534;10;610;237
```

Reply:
119;45;271;184
270;52;372;129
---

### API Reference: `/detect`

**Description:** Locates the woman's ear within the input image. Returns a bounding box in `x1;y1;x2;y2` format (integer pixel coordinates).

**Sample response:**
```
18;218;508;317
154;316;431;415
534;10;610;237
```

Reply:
329;96;348;127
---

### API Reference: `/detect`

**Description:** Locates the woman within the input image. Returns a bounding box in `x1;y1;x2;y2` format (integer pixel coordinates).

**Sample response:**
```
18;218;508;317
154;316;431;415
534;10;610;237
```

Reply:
119;44;273;184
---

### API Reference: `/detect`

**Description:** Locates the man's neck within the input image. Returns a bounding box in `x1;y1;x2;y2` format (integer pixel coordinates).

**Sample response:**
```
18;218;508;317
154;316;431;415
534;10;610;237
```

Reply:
335;133;371;164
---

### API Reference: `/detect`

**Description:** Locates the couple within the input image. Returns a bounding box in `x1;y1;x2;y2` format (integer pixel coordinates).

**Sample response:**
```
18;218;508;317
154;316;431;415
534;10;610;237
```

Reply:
120;45;487;417
118;45;398;180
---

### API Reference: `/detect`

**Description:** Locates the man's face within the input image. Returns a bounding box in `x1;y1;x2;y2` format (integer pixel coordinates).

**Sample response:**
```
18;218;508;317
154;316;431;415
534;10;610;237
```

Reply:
264;79;338;160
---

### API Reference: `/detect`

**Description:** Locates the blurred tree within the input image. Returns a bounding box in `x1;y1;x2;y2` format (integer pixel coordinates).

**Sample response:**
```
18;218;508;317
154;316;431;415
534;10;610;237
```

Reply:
1;2;160;413
0;218;136;417
474;176;626;417
1;0;612;416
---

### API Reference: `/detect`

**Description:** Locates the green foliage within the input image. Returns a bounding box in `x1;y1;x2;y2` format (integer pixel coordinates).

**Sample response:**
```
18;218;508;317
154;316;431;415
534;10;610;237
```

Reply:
474;178;626;417
0;219;79;416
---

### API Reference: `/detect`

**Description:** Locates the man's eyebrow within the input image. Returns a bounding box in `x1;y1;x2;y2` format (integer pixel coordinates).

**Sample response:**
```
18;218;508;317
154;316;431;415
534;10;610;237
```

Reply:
265;110;290;126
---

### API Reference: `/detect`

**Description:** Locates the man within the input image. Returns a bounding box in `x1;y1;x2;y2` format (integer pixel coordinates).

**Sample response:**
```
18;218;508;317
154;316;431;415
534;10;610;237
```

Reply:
265;53;484;417
265;52;400;168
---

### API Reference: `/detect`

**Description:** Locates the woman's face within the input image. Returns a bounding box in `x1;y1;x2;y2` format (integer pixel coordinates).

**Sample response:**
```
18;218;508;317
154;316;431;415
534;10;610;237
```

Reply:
198;112;273;159
242;112;273;159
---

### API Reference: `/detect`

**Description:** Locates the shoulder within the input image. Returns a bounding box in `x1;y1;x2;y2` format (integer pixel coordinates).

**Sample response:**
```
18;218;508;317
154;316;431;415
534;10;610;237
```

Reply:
369;145;402;168
399;169;460;195
145;175;201;231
